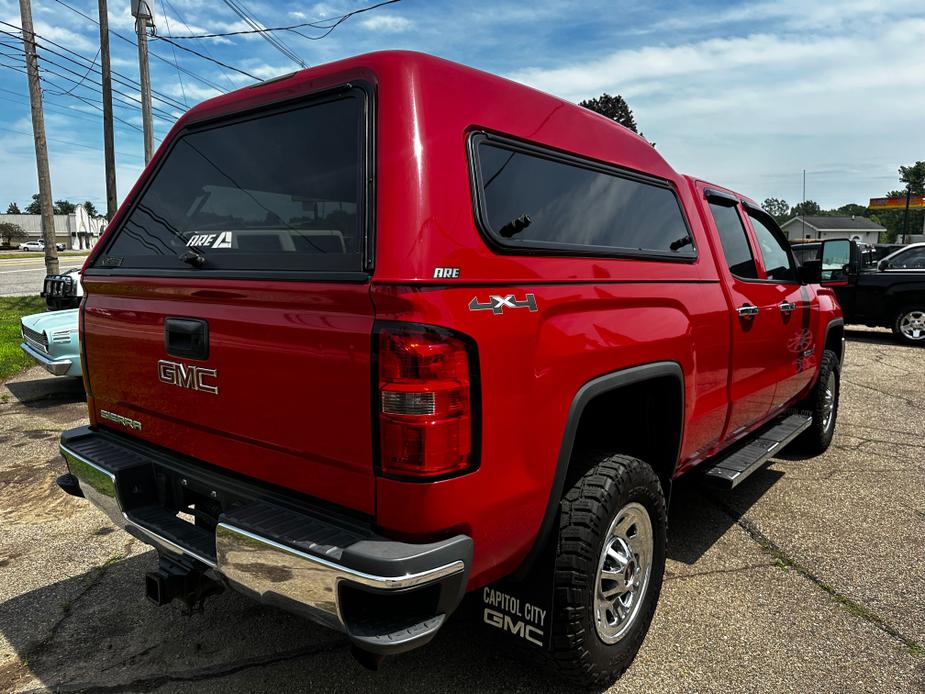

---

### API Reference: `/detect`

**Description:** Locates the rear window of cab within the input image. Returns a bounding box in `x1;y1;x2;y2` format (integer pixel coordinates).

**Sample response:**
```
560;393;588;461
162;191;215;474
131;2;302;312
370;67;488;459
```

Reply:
94;88;368;276
469;133;695;260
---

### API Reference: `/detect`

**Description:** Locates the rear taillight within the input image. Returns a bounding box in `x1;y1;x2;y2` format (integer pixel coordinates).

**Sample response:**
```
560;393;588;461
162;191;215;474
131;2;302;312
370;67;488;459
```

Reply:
375;323;479;479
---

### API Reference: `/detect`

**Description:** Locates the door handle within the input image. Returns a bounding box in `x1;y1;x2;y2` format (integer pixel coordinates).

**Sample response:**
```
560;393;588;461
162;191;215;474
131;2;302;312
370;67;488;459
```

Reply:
737;304;759;319
779;301;797;314
165;317;209;360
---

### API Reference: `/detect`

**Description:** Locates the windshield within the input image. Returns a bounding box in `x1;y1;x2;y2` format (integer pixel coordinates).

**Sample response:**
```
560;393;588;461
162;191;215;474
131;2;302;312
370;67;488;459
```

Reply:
95;90;366;274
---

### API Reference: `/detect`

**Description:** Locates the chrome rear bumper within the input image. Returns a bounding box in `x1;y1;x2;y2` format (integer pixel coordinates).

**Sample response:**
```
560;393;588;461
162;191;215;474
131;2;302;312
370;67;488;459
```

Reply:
60;427;471;654
21;341;72;376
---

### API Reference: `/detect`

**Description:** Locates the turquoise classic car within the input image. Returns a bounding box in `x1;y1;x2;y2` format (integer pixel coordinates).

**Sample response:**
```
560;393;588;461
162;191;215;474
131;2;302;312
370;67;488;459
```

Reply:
20;308;82;377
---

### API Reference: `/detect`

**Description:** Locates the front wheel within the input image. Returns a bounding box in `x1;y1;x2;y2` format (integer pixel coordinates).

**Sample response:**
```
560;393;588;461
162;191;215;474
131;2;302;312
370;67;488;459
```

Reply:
793;349;840;455
547;453;666;686
892;306;925;346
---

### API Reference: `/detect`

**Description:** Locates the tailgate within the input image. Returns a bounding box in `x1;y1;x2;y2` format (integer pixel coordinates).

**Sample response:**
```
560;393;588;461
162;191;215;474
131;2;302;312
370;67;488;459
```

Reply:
82;279;375;513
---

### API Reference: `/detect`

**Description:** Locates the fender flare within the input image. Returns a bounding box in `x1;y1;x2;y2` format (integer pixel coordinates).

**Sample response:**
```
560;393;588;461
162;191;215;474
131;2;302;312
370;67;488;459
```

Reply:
823;317;845;368
511;361;685;580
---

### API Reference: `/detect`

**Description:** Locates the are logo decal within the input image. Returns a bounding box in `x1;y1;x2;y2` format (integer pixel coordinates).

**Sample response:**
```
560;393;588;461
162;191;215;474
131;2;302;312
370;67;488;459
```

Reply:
186;232;233;249
433;267;460;279
468;293;538;315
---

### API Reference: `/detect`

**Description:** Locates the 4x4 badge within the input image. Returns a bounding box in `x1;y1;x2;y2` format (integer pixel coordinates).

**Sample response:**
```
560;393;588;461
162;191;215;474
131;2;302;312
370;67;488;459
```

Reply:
469;294;538;315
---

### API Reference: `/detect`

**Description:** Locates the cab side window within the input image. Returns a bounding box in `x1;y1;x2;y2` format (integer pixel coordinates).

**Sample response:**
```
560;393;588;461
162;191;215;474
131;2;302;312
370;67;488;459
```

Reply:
747;210;797;282
889;247;925;269
708;201;758;279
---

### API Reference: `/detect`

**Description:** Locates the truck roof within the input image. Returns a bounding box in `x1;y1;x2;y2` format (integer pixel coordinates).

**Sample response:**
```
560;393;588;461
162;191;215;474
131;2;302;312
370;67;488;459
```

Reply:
170;50;675;174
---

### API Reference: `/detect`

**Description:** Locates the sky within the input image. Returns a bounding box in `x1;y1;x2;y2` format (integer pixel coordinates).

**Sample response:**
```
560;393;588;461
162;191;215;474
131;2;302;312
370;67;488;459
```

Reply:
0;0;923;213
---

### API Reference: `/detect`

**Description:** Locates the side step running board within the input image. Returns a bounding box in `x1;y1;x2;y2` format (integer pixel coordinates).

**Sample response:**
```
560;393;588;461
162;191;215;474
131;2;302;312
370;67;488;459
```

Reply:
703;413;812;489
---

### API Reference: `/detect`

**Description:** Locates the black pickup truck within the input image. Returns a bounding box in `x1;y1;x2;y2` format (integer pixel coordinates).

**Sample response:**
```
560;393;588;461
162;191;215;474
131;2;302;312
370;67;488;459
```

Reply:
814;240;925;345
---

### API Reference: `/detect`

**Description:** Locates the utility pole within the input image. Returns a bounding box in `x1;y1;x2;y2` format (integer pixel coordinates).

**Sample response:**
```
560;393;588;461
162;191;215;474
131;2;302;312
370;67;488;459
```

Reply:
801;168;806;240
901;186;911;245
19;0;59;275
132;0;154;164
98;0;117;218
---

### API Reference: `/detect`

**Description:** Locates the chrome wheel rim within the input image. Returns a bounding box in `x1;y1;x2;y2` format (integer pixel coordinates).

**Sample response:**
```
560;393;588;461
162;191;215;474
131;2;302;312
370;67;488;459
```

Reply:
594;502;653;644
899;310;925;341
821;371;836;431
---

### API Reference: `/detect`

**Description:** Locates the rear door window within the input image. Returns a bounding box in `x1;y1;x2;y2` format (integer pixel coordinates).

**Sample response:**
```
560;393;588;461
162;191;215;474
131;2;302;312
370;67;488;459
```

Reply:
471;135;695;259
708;201;758;279
96;90;367;275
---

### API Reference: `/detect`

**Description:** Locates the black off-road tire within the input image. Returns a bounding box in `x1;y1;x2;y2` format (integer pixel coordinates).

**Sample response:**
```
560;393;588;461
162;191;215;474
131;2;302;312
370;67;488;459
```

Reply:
891;306;925;346
547;453;666;687
793;349;840;455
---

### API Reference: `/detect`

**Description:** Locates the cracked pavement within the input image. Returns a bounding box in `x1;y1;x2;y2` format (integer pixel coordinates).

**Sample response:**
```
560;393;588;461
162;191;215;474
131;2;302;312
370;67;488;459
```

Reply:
1;327;923;693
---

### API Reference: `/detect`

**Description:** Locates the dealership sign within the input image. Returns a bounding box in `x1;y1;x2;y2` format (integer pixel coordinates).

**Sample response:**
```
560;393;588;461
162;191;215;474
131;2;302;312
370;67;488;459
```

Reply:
868;195;925;209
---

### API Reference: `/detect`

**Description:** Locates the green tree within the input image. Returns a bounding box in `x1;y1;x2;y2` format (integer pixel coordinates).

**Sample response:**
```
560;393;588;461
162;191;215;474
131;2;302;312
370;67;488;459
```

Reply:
835;203;868;217
53;199;77;214
899;161;925;195
24;194;41;215
5;202;20;214
579;93;638;132
791;200;821;216
83;200;99;217
761;197;789;222
0;222;27;246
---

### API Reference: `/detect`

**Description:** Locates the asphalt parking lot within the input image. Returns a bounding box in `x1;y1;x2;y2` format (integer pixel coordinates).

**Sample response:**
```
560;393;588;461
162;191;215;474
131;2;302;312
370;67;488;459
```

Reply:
1;328;923;693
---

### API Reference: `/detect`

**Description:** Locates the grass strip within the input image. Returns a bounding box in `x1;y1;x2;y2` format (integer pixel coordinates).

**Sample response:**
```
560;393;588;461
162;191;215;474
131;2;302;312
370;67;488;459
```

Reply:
0;296;47;381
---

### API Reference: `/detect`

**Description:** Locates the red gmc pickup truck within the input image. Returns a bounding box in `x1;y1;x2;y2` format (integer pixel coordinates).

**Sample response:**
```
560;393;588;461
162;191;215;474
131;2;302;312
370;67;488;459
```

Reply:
57;51;845;685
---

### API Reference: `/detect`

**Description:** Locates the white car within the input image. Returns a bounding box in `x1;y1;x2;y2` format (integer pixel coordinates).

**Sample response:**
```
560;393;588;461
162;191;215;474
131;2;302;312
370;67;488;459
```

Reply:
17;240;66;252
878;242;925;271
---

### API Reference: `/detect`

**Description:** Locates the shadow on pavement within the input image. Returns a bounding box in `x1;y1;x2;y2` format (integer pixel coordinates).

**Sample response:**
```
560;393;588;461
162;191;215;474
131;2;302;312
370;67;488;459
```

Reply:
667;467;783;565
4;376;85;409
844;328;899;347
0;551;580;693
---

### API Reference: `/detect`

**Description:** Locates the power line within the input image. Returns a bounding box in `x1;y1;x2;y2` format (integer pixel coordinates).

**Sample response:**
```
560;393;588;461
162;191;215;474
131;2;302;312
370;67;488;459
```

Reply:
0;123;145;162
34;51;179;122
154;36;258;80
0;24;187;110
0;70;149;137
45;46;99;97
48;0;228;93
0;23;188;111
40;82;147;134
161;0;236;89
0;47;176;125
0;60;28;76
221;0;305;68
159;0;401;40
156;0;187;107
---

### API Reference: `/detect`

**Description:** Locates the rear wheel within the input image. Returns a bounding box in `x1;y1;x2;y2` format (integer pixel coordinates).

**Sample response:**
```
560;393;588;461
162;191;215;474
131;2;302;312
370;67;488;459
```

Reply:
547;453;666;686
892;306;925;346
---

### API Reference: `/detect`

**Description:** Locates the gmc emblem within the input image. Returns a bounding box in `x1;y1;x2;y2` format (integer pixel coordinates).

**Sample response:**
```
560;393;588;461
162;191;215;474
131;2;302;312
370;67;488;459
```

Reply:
157;359;219;395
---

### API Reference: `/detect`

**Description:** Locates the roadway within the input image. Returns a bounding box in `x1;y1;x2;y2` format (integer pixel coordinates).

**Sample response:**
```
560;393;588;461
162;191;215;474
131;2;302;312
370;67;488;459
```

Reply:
0;255;86;297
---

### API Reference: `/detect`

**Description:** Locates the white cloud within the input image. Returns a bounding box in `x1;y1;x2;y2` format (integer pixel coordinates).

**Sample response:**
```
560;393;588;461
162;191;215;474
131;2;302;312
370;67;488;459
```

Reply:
359;15;412;32
160;82;222;103
506;13;925;207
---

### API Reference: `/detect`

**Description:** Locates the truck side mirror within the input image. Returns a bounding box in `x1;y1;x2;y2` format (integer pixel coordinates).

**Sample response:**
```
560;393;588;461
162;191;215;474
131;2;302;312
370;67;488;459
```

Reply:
819;239;853;282
878;259;890;271
798;259;822;284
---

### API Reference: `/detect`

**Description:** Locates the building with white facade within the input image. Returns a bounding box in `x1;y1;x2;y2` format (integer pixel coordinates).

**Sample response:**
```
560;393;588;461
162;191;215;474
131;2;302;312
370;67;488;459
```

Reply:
0;206;106;249
780;215;884;245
